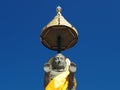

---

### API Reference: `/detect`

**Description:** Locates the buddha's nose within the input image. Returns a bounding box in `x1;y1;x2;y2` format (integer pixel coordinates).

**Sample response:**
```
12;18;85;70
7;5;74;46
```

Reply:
58;61;60;64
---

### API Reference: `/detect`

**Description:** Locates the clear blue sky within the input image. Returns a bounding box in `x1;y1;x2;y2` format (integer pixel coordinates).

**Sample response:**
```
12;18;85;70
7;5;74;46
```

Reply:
0;0;120;90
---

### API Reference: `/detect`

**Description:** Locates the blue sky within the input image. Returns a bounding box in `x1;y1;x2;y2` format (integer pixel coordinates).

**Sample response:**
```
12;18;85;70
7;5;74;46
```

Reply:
0;0;120;90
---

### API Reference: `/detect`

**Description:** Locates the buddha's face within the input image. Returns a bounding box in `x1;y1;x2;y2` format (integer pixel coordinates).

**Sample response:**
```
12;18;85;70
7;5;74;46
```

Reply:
52;54;66;69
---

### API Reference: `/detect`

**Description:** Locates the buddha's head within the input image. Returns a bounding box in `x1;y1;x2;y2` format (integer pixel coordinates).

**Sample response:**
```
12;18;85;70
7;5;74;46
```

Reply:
52;53;67;70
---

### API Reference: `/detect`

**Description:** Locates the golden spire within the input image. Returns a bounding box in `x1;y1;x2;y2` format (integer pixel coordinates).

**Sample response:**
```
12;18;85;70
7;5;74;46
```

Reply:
40;6;78;51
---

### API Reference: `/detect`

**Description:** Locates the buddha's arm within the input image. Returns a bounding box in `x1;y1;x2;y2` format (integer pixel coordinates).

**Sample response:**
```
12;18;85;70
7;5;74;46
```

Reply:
44;63;51;88
68;62;76;90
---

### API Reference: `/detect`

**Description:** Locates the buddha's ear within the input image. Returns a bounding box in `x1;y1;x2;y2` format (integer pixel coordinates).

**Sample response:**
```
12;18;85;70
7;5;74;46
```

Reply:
48;57;54;64
65;58;71;66
63;58;71;71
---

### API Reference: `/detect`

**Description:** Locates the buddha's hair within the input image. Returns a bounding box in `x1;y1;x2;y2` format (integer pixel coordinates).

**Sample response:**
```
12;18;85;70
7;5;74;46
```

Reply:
55;53;66;58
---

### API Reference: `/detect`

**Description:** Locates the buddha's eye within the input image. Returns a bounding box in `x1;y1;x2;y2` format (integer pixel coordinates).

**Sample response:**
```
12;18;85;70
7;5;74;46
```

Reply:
60;57;64;60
